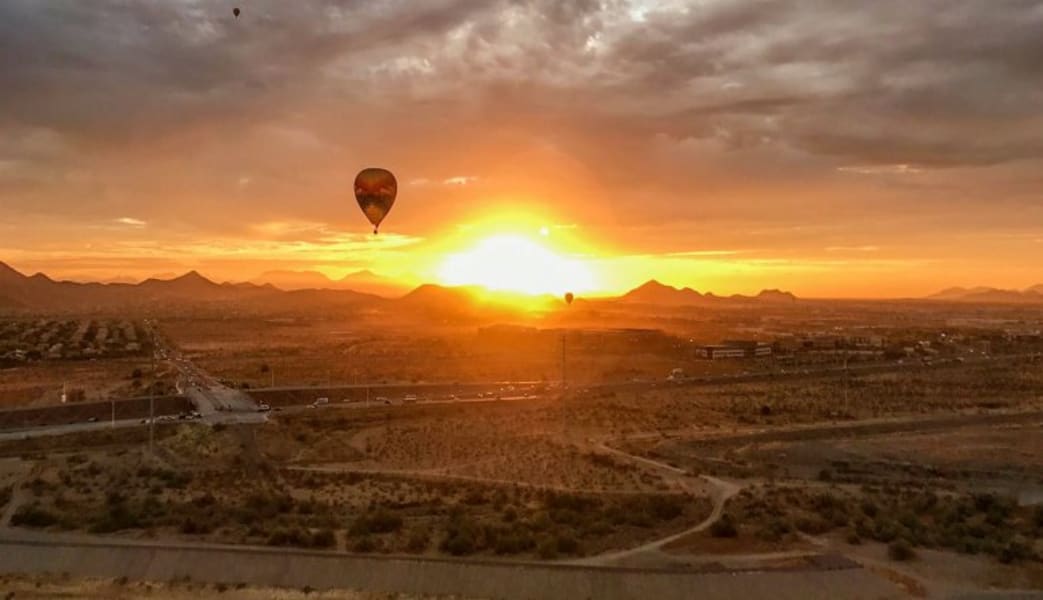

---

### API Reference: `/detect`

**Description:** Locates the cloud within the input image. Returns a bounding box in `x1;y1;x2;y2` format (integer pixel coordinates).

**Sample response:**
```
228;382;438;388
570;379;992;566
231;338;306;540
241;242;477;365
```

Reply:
442;176;478;185
826;245;880;253
114;217;146;227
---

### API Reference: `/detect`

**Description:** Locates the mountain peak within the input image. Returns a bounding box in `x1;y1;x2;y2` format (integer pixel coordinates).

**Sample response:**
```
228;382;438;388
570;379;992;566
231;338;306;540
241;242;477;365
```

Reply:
0;261;26;281
622;280;703;305
756;289;797;302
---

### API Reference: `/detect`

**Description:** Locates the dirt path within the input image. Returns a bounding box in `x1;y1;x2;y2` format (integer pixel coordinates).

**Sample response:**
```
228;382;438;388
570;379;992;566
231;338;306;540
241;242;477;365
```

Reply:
567;439;743;566
0;464;33;528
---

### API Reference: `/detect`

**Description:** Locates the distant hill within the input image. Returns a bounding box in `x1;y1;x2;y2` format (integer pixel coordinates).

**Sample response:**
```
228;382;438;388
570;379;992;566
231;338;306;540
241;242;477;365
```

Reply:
927;285;1043;304
252;269;407;297
0;262;281;312
0;261;541;320
619;280;796;306
620;280;704;305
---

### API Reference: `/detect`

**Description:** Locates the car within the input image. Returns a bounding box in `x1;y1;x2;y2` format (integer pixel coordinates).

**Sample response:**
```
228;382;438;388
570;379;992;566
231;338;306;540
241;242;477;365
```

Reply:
86;416;98;423
258;403;271;412
314;397;329;406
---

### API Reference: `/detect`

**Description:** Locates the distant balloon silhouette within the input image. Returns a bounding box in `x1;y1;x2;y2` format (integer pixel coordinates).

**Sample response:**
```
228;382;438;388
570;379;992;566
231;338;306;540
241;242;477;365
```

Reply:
233;7;240;18
564;292;574;305
354;168;397;234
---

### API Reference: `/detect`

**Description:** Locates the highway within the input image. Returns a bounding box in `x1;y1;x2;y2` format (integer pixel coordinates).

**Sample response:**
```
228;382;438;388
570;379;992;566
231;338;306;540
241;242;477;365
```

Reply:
0;344;1033;439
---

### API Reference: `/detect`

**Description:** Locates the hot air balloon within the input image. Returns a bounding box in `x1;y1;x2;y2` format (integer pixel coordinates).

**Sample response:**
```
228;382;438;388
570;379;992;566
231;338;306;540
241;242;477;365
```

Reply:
233;7;240;18
564;292;574;305
354;168;397;234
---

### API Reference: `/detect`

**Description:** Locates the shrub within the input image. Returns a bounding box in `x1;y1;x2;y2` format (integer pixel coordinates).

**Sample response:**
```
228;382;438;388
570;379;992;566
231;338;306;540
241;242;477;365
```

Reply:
441;529;476;556
998;540;1032;564
352;536;377;553
860;499;879;518
350;510;402;535
888;539;916;561
710;515;738;538
406;529;430;552
493;530;533;555
846;530;862;545
310;528;336;549
555;533;581;555
536;536;558;559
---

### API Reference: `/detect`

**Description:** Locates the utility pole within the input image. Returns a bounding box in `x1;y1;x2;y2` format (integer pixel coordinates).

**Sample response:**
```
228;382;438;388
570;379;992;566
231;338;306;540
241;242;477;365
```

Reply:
561;331;567;392
270;367;275;389
111;397;115;430
149;329;156;456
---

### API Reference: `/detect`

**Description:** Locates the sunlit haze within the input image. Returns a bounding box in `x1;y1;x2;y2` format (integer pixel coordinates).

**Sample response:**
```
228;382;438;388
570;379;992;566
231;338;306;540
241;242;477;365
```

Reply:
438;234;596;296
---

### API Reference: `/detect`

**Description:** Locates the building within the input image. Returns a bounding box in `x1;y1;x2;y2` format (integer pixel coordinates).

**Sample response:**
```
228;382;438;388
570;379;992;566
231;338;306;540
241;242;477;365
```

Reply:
696;340;772;360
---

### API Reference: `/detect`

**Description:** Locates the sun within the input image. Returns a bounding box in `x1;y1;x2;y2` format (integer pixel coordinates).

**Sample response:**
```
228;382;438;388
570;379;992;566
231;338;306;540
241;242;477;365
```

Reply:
437;234;595;296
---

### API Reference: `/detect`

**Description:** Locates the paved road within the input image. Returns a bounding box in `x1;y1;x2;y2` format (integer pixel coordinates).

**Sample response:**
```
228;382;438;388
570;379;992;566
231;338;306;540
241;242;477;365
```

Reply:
249;352;1035;410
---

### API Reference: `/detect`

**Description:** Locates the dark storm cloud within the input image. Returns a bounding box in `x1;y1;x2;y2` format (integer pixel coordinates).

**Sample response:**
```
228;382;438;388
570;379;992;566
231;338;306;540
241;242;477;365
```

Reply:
4;0;1041;166
596;0;1043;167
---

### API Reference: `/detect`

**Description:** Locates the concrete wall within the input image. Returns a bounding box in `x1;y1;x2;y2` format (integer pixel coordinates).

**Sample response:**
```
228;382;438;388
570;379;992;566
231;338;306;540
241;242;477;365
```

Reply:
0;538;900;600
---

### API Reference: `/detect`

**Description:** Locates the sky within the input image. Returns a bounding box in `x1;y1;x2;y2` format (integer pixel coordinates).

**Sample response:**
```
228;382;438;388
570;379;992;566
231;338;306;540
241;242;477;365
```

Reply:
1;0;1042;298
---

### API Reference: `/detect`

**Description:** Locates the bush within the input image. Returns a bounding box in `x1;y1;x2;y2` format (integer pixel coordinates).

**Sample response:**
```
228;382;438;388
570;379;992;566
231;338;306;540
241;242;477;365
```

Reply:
536;536;558;559
350;510;402;535
310;528;336;549
406;529;430;552
501;506;518;523
267;527;308;547
846;530;862;545
555;533;581;555
352;536;377;553
441;529;476;556
493;530;533;555
888;539;916;561
998;540;1032;564
710;515;738;538
11;505;58;528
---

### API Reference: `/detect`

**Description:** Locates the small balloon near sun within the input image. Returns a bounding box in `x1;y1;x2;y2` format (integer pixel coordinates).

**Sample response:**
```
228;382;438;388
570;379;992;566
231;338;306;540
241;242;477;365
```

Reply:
539;226;550;237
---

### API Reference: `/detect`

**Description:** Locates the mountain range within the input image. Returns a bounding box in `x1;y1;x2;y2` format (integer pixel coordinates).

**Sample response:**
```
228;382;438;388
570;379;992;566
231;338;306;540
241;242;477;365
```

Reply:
927;285;1043;304
249;269;407;296
0;260;800;315
620;279;797;306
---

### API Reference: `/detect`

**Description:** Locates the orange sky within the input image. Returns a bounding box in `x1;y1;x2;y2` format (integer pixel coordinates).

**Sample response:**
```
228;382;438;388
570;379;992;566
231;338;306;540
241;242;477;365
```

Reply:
1;1;1041;298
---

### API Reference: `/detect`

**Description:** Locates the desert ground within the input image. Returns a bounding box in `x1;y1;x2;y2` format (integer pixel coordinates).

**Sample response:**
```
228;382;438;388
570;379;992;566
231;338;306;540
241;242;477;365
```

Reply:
1;308;1042;598
0;354;1040;597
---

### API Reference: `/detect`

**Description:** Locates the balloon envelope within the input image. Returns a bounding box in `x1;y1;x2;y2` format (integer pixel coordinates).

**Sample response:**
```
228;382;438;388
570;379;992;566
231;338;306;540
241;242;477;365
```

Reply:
354;168;397;233
564;292;574;305
233;7;240;17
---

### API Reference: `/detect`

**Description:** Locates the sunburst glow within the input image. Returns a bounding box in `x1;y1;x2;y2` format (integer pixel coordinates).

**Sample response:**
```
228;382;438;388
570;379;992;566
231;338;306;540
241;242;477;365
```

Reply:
437;234;595;296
